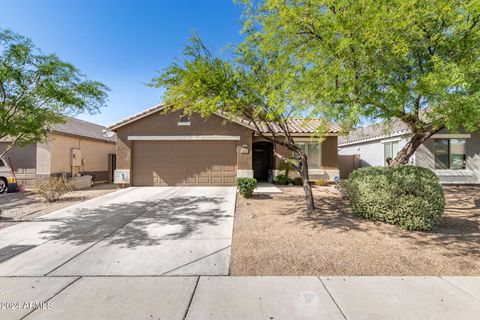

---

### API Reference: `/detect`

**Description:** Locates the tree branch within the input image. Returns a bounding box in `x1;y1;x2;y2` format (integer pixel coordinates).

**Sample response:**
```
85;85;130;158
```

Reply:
0;134;24;159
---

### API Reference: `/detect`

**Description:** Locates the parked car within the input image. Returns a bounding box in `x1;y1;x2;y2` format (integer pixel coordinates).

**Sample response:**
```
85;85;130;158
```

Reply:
0;159;16;194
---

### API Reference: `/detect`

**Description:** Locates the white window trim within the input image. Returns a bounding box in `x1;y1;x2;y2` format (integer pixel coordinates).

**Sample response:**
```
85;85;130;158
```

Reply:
177;122;191;126
434;169;474;176
432;133;471;139
127;135;240;141
295;141;322;169
433;138;468;170
381;137;402;144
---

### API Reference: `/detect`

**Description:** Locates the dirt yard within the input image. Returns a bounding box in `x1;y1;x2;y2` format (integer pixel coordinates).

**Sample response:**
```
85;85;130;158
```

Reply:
230;185;480;276
0;183;118;230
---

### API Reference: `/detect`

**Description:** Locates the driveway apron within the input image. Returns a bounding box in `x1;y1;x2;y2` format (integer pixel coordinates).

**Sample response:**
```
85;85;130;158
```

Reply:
0;187;236;276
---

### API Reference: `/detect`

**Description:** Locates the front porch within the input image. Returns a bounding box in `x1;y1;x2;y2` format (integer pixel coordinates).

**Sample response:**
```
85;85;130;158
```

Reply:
246;138;340;182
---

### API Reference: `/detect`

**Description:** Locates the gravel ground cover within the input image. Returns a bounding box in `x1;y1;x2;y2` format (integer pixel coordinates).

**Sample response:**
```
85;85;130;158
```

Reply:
0;183;118;230
230;185;480;276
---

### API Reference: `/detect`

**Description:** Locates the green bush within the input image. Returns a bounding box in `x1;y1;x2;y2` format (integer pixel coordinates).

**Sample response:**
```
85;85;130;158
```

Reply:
236;177;257;198
274;174;293;185
34;177;74;202
347;166;445;231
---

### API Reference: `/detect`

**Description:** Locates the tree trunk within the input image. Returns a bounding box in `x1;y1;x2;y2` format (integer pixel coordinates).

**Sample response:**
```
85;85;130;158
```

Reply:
389;130;439;166
272;147;315;210
298;153;315;211
0;141;18;159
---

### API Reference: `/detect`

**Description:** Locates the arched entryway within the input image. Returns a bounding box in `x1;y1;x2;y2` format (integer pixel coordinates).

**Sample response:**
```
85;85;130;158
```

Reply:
252;141;273;181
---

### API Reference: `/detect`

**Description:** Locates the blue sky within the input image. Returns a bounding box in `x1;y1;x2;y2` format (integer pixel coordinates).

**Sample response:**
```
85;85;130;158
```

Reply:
0;0;244;126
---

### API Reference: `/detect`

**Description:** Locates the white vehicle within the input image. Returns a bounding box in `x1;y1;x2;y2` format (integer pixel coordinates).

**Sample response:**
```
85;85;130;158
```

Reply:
0;159;16;194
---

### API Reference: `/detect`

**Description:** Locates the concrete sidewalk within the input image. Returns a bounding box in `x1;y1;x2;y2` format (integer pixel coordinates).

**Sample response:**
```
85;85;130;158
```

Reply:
1;276;478;320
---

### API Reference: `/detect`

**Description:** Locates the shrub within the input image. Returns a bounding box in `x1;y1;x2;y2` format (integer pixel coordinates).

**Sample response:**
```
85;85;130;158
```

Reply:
34;177;74;202
347;166;445;231
274;174;293;185
236;177;257;198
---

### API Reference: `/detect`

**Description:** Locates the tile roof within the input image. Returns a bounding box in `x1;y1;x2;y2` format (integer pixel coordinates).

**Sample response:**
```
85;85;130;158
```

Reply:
52;116;115;142
258;118;340;134
108;104;340;134
338;118;411;145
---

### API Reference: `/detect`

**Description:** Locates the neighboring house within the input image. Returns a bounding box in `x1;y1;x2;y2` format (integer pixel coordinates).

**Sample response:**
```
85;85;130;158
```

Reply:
0;117;116;187
338;119;480;184
108;104;340;186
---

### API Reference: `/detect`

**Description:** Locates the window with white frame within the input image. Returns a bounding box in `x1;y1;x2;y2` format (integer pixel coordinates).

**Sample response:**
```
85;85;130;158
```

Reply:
434;138;466;169
296;142;322;169
384;141;400;166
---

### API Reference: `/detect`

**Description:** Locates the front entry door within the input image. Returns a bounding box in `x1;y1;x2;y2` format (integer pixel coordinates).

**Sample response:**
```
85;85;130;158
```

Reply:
253;142;272;181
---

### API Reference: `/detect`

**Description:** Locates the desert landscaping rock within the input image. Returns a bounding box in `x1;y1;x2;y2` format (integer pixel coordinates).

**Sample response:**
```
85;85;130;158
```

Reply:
0;184;119;230
230;185;480;276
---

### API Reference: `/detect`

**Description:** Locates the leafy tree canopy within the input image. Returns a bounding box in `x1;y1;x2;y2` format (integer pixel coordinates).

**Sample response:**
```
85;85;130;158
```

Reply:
241;0;480;164
0;29;109;157
151;33;319;209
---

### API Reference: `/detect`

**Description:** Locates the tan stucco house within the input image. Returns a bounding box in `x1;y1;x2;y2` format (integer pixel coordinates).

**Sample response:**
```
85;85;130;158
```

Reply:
108;104;340;186
0;117;116;187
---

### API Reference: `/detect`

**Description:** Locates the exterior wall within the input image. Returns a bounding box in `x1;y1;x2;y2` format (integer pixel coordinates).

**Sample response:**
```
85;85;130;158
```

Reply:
0;142;37;187
252;135;340;181
416;131;480;184
36;140;52;179
115;110;253;182
339;129;480;184
49;133;116;181
338;135;409;167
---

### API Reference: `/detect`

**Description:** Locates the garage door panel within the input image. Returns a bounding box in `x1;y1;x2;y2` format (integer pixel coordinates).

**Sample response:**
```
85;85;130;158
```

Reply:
133;141;237;186
224;165;236;173
223;176;236;184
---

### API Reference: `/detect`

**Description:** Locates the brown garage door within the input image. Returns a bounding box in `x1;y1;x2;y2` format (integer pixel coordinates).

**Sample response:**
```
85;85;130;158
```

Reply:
132;141;237;186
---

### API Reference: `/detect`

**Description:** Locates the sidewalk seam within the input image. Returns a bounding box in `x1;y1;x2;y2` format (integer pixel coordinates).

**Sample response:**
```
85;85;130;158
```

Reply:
43;187;184;276
318;277;348;320
438;276;480;302
161;245;231;275
19;276;82;320
183;276;200;320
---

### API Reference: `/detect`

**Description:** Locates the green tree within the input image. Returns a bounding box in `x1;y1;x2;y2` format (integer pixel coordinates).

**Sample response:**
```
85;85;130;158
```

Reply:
241;0;480;165
0;29;109;158
152;34;323;210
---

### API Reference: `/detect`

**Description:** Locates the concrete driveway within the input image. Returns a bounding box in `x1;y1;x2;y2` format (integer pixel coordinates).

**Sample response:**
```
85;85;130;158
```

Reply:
0;186;236;276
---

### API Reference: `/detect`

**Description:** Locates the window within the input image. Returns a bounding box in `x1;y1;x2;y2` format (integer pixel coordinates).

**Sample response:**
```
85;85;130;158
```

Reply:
0;159;4;167
384;141;400;166
296;142;322;169
434;139;466;169
178;115;191;126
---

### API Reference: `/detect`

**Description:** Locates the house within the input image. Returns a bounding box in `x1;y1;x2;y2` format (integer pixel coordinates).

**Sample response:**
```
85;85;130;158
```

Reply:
338;119;480;184
0;117;116;187
108;104;340;186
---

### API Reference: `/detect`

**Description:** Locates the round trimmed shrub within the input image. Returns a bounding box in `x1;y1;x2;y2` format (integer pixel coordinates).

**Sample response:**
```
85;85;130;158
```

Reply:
347;166;445;231
236;177;257;198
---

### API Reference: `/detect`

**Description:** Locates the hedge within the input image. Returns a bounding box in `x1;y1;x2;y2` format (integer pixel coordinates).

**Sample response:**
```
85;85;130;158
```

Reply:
347;166;445;231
